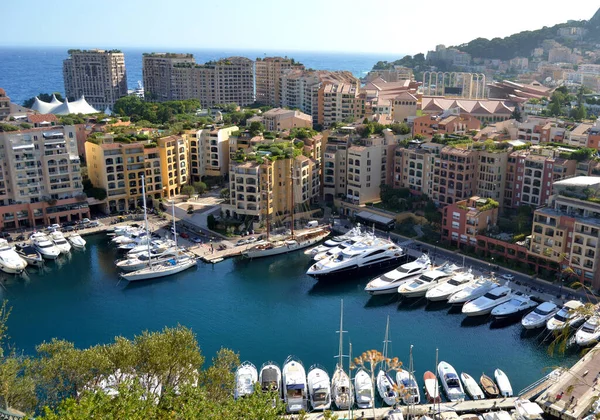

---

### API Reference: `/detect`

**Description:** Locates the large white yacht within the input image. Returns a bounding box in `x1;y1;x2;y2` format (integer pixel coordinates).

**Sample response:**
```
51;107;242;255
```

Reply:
462;286;513;316
30;232;60;260
397;263;461;298
313;234;367;262
49;231;71;254
575;316;600;347
491;294;537;320
307;237;404;280
447;276;498;306
365;254;431;295
0;239;27;274
282;355;308;413
425;269;475;301
306;226;363;257
521;302;560;330
546;300;586;331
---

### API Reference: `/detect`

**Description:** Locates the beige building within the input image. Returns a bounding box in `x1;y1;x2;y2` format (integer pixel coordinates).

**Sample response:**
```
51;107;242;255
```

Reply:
393;143;441;195
189;125;238;181
391;91;418;123
319;83;363;128
142;53;196;102
0;126;89;228
250;108;312;132
63;49;127;110
366;67;413;83
0;88;10;121
255;57;304;106
476;149;508;202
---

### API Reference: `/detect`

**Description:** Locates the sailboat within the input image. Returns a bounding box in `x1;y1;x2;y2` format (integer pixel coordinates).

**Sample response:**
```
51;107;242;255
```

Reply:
121;178;197;282
242;165;329;259
376;315;398;406
331;299;353;410
396;345;420;405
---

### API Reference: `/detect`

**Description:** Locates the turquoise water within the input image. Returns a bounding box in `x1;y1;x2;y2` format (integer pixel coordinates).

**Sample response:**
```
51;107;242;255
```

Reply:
1;234;578;396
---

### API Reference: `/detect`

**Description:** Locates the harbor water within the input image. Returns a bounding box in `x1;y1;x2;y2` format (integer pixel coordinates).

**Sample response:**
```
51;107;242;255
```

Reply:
1;234;578;398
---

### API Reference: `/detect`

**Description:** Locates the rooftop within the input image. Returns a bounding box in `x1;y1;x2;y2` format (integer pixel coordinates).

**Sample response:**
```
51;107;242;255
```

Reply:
553;176;600;188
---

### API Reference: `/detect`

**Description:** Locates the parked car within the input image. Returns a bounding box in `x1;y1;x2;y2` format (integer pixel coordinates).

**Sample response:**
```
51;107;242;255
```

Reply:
81;218;91;225
191;237;202;244
236;238;249;246
180;232;189;239
88;220;102;227
500;273;515;281
0;232;11;239
246;236;258;244
63;226;76;232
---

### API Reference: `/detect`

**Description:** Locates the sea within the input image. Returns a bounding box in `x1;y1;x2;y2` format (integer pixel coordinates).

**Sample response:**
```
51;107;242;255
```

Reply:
0;234;579;402
0;47;403;106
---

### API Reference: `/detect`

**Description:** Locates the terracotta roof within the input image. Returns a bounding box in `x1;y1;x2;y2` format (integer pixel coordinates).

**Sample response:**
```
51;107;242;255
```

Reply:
27;114;58;124
0;88;5;95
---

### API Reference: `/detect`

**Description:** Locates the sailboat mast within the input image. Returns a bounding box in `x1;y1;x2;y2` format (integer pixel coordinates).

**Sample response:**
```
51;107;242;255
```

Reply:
171;198;178;260
409;345;414;418
337;299;344;370
290;164;294;237
349;341;353;420
141;175;151;268
382;315;390;370
435;347;440;416
265;163;270;241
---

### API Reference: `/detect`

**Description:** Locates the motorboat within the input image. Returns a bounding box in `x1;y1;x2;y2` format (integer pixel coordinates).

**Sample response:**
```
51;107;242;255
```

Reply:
324;226;362;247
479;373;499;398
575;316;600;347
386;408;405;420
376;316;398;406
30;232;60;260
482;412;512;420
447;276;498;306
491;293;537;320
14;244;43;267
127;239;173;256
397;263;461;298
116;249;180;272
49;231;71;254
425;270;475;302
234;361;258;399
307;237;404;280
494;369;512;397
437;361;465;402
423;371;441;403
313;236;364;261
282;355;308;413
521;302;559;330
0;239;27;274
546;300;586;331
111;229;145;245
365;254;431;295
117;235;153;251
396;369;420;405
242;227;330;259
67;233;86;249
120;253;197;281
307;365;331;411
513;399;544;420
259;362;281;393
331;300;353;410
462;286;513;317
354;368;373;409
460;372;484;400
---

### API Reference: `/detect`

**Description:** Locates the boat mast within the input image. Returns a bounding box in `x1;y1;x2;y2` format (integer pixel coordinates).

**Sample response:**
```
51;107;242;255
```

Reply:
348;341;353;420
141;175;152;268
265;163;270;241
171;199;178;261
290;164;295;238
409;344;414;419
435;347;440;416
335;299;346;370
382;315;390;371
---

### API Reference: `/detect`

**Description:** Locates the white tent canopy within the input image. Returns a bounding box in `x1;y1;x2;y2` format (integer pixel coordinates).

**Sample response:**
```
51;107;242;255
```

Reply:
31;95;99;115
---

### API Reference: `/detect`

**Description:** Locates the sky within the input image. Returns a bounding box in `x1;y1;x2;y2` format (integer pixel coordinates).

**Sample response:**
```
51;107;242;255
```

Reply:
2;0;599;54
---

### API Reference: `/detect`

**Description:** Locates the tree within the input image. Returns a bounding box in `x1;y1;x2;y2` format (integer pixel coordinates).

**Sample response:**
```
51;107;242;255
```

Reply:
207;214;217;230
248;121;264;136
193;181;208;195
510;104;523;122
220;188;230;200
23;92;64;109
181;185;195;199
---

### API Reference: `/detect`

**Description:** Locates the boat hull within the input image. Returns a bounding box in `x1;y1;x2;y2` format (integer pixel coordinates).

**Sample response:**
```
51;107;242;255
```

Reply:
244;231;329;259
0;262;25;274
309;255;406;281
121;258;197;282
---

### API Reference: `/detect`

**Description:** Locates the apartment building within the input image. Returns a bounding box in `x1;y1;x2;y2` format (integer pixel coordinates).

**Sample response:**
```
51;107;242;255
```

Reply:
442;196;499;247
476;149;508;202
188;125;238;181
322;131;350;202
413;113;481;137
157;135;188;198
587;120;600;150
566;122;593;148
63;49;127;110
0;126;89;228
530;176;600;289
516;118;566;144
319;83;363;128
421;97;514;123
432;147;478;205
260;108;312;132
393;142;442;195
391;91;418;123
365;67;413;83
0;88;10;121
255;57;304;106
142;53;196;102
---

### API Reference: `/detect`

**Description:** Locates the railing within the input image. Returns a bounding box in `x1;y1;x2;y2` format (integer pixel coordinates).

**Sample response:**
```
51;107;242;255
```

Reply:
0;407;24;419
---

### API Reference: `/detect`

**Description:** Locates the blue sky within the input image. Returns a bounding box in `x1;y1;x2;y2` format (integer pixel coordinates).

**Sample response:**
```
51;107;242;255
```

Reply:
3;0;598;54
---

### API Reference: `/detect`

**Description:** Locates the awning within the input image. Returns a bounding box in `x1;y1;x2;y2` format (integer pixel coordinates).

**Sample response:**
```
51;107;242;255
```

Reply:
287;384;304;390
355;210;394;226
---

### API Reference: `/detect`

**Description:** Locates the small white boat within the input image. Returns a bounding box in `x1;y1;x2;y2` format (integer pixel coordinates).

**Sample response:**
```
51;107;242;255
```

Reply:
116;249;180;272
398;263;461;298
67;233;86;249
438;361;465;402
460;372;484;400
396;369;420;405
462;286;513;317
259;362;281;393
365;254;431;295
331;300;353;410
513;399;544;420
0;239;27;274
491;294;537;320
426;270;475;301
15;244;43;267
423;371;441;403
575;316;600;347
521;302;559;330
30;232;60;260
234;361;258;399
49;231;72;254
120;254;197;281
282;355;308;413
494;369;512;397
546;300;586;331
307;365;331;411
377;370;398;406
354;368;373;409
447;276;498;306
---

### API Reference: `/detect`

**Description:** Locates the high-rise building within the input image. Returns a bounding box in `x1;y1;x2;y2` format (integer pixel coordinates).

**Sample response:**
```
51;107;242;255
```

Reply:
0;88;10;121
142;53;196;102
63;49;127;110
255;57;304;106
0;126;89;228
188;126;239;181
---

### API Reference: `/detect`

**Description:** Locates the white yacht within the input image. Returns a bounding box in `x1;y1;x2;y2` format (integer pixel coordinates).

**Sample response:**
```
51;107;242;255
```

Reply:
313;235;366;261
437;361;465;402
324;226;362;247
462;286;513;317
575;316;600;347
460;372;484;400
116;249;181;272
49;231;71;254
491;294;537;320
15;244;43;267
494;369;513;397
447;276;498;306
234;361;258;400
365;254;431;295
259;362;281;393
546;300;586;331
111;229;145;245
243;227;330;259
67;233;86;249
127;239;172;256
30;232;60;260
331;300;353;410
354;368;373;409
397;263;461;298
282;355;308;413
513;399;544;420
307;365;331;411
396;370;420;405
0;239;27;274
118;235;153;251
425;270;475;301
376;316;398;406
307;237;404;280
521;302;559;330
